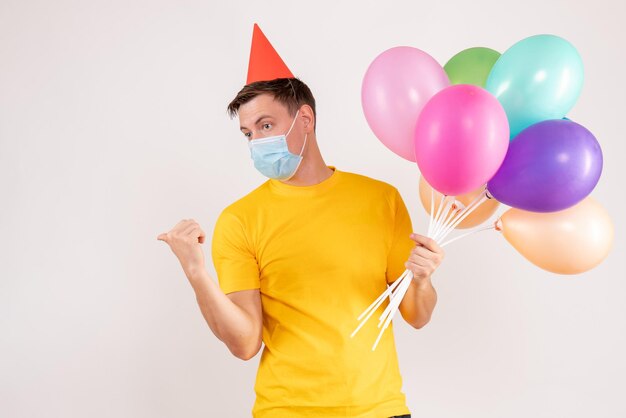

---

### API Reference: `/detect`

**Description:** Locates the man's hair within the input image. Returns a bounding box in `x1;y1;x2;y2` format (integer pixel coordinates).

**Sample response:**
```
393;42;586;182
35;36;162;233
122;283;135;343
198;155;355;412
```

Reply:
226;77;317;132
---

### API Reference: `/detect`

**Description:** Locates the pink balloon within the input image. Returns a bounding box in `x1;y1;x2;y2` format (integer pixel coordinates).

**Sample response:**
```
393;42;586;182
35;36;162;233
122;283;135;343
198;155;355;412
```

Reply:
362;46;450;162
414;84;509;196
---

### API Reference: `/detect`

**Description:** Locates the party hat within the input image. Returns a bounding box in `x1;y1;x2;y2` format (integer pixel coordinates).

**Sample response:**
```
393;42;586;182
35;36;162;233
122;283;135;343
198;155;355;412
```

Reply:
246;23;294;84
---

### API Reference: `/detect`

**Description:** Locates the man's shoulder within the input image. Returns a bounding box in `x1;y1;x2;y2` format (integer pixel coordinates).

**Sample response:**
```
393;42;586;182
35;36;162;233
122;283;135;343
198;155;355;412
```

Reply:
339;169;400;196
219;181;271;219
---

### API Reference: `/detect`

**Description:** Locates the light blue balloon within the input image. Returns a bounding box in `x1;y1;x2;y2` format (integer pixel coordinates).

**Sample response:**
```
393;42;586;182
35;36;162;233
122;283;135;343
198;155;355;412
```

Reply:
486;34;584;139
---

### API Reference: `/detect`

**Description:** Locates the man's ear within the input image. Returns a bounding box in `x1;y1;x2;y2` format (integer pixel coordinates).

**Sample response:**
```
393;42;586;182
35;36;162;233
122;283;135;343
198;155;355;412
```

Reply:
300;104;315;133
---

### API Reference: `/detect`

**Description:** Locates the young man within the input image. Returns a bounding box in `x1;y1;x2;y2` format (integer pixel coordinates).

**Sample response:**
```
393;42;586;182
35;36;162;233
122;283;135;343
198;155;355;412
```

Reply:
157;24;444;418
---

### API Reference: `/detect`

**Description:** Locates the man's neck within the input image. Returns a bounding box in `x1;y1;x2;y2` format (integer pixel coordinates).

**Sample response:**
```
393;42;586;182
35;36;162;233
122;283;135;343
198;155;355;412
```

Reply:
279;160;334;187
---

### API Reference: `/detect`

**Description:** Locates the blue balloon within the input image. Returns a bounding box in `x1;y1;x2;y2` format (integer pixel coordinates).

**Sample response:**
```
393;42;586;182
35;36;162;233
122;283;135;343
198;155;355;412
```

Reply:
487;119;602;212
486;34;584;138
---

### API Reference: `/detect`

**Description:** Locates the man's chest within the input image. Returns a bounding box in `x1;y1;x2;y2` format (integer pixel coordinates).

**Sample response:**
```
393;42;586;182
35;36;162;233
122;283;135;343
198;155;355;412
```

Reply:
253;201;392;290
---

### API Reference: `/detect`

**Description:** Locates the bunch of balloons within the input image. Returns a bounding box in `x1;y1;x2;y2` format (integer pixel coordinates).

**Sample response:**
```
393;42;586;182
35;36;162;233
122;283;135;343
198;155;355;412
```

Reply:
354;34;613;350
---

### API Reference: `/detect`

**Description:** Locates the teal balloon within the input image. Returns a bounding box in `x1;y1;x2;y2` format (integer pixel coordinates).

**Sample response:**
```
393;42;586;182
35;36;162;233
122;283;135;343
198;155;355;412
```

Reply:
486;34;584;139
444;47;501;87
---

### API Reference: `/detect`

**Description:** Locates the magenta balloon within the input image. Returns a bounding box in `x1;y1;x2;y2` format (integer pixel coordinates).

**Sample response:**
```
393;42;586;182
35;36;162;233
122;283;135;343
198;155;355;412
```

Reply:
414;84;510;196
362;46;450;162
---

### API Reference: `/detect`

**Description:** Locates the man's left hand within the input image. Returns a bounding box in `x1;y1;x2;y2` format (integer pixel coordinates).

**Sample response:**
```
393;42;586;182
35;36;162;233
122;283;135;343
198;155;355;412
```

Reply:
405;233;445;287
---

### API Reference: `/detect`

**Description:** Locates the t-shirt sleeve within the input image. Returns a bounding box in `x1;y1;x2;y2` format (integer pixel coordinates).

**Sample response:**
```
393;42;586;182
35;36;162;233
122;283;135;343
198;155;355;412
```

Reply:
386;188;416;285
211;209;261;294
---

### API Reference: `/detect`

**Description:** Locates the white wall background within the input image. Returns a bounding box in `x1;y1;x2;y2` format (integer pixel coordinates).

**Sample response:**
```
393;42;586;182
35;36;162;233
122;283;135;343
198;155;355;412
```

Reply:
1;0;625;416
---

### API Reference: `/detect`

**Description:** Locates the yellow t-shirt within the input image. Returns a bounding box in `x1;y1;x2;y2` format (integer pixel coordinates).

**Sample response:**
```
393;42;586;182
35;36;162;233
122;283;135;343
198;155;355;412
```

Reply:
211;165;415;418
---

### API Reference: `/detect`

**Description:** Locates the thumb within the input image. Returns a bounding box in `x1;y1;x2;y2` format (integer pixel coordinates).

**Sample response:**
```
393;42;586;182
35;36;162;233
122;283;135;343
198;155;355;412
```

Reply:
156;233;167;242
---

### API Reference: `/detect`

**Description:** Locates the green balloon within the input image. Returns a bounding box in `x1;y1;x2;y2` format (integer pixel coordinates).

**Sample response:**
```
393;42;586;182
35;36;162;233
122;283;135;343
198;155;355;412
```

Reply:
444;47;501;87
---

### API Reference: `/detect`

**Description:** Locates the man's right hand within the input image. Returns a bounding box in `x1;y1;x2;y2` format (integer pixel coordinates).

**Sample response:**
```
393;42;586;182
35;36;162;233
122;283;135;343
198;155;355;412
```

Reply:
157;219;206;281
157;218;262;360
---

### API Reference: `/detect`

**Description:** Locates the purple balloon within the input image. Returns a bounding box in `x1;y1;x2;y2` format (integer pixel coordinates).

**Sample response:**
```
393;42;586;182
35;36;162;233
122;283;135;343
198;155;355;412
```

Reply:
487;119;602;212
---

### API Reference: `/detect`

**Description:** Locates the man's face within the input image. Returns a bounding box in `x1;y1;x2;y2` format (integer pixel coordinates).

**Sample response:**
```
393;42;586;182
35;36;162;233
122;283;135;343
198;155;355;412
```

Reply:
238;93;303;154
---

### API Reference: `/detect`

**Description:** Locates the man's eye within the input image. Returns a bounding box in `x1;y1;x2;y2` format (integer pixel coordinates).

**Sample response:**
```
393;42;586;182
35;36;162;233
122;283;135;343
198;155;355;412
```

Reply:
263;123;272;129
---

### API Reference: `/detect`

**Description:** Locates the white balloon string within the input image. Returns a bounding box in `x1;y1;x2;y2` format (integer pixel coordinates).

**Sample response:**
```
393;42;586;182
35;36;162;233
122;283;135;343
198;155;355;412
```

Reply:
437;194;490;243
427;188;435;236
438;194;489;242
432;199;459;239
431;197;455;239
372;271;414;351
440;224;495;247
353;188;495;350
351;269;409;338
430;194;446;237
431;195;452;238
378;272;412;324
433;191;487;242
356;269;406;321
355;269;408;322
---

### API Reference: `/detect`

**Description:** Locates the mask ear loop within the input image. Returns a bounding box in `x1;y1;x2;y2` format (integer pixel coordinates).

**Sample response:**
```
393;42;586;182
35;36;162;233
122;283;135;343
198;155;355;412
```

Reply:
285;109;300;137
287;78;307;157
298;133;308;156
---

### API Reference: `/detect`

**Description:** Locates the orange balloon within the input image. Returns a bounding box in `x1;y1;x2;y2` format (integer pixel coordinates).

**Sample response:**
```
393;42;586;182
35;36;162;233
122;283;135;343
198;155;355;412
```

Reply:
497;197;614;275
418;175;499;229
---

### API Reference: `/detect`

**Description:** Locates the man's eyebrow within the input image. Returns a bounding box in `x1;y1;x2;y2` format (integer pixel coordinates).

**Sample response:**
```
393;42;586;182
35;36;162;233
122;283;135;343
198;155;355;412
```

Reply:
240;115;273;131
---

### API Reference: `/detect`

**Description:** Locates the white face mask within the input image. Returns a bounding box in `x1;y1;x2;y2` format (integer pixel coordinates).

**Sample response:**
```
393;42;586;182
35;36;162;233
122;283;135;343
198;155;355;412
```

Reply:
247;109;308;180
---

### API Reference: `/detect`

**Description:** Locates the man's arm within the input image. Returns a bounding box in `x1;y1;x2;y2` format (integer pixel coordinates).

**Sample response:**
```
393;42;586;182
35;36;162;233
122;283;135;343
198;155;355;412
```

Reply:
398;233;443;329
398;276;438;329
189;268;263;360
